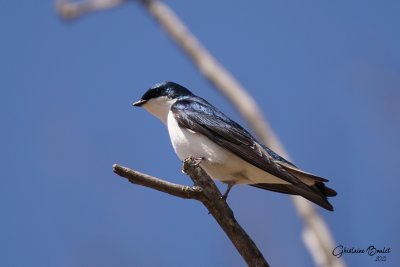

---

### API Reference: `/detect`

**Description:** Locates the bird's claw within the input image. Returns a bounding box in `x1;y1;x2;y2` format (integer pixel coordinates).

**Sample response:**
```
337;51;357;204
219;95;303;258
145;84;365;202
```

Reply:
192;157;205;166
182;156;205;174
184;156;205;166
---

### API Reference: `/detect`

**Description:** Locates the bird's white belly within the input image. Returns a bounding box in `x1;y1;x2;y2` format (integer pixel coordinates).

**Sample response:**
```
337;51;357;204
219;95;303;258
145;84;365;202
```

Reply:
166;112;287;185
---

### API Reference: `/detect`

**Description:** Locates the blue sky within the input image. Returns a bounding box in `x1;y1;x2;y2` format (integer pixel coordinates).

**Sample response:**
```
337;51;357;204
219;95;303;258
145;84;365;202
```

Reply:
1;1;399;266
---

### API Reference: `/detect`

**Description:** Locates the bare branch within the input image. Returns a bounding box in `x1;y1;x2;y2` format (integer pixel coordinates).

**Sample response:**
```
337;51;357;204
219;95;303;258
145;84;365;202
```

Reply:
56;0;128;20
113;159;269;267
113;164;202;199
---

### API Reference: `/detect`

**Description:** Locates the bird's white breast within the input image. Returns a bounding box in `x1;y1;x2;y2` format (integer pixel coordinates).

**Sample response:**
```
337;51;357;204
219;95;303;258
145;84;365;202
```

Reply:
167;111;229;163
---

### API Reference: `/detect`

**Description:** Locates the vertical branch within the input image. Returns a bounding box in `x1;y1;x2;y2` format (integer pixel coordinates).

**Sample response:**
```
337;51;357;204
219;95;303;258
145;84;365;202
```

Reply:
181;158;269;267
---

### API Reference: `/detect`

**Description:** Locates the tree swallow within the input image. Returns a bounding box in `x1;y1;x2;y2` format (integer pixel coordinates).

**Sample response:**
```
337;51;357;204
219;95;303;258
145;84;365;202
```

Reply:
133;81;337;211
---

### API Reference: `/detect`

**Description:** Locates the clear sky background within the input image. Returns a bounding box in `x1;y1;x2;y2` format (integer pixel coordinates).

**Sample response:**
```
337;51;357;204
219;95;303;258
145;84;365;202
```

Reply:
1;1;399;266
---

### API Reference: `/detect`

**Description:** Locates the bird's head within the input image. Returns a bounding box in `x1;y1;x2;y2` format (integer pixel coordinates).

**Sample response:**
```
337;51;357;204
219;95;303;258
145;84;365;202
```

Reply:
133;81;193;123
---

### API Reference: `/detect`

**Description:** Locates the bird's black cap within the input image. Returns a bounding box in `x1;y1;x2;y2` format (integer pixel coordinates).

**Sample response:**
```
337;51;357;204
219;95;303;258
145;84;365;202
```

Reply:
133;81;194;107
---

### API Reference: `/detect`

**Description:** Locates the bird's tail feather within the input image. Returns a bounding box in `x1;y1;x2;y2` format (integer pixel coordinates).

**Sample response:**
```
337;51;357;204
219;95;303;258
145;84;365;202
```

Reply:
312;181;337;197
251;182;335;211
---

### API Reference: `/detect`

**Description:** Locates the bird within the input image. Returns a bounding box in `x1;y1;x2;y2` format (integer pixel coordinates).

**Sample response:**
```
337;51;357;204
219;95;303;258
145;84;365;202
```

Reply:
133;81;337;211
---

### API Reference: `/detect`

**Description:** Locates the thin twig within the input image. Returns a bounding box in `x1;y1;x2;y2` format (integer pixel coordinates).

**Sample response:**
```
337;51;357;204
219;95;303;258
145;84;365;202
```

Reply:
56;0;128;20
113;159;269;267
113;164;202;199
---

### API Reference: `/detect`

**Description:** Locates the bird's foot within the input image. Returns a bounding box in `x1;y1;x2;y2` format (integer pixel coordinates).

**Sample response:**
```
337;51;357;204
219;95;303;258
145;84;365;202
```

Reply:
183;156;205;166
182;156;205;174
192;157;205;166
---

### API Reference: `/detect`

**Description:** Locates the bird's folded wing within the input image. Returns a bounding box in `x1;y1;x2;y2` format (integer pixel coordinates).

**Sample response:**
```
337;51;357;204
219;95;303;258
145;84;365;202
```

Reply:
276;161;329;183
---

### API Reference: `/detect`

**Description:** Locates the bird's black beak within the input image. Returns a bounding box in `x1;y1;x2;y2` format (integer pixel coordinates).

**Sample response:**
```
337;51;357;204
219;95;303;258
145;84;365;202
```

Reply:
132;99;147;107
